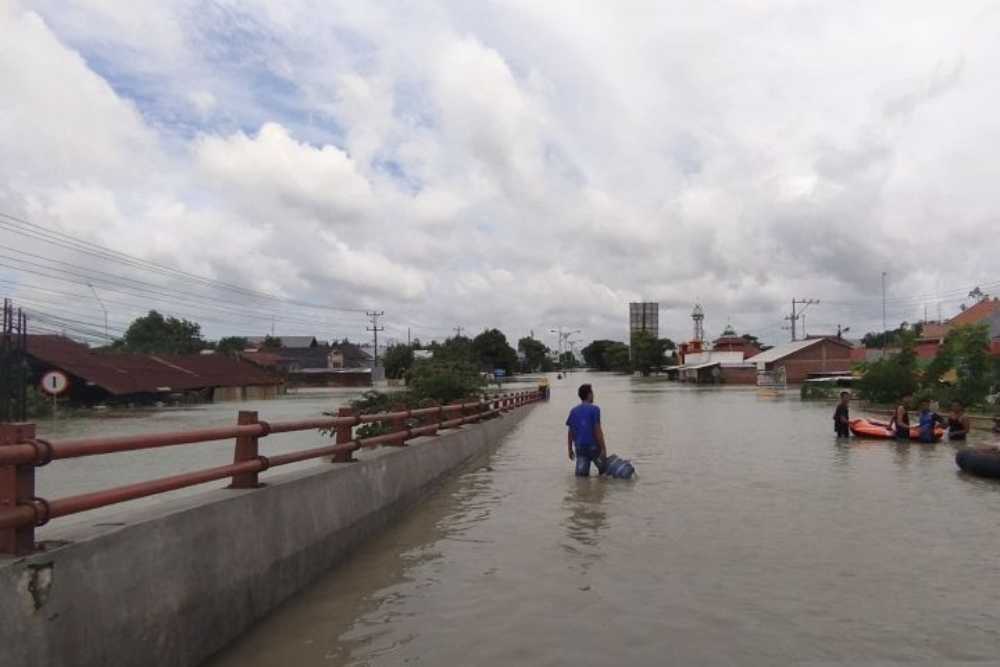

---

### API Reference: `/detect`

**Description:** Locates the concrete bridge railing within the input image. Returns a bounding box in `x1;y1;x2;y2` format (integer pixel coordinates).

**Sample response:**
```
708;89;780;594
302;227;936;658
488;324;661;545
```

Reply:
0;389;543;555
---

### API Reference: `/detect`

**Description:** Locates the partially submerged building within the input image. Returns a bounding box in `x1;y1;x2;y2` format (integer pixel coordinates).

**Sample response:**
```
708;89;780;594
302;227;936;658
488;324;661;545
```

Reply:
26;335;284;404
241;336;375;387
747;337;853;384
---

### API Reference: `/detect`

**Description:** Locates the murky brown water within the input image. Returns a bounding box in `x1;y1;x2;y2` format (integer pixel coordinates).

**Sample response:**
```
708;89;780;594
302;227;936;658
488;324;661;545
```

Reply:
206;372;1000;666
31;388;376;530
34;382;535;531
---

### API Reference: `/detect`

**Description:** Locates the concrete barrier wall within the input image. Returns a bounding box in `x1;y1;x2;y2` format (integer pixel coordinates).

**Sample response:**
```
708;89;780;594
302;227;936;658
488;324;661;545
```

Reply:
0;409;531;667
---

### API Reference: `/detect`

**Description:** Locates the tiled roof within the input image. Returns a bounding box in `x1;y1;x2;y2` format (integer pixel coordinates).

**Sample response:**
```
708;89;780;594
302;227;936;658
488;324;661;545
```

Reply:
950;298;1000;327
27;335;281;395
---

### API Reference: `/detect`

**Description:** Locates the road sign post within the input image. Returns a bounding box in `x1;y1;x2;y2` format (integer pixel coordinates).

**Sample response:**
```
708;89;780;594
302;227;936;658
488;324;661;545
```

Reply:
40;371;70;416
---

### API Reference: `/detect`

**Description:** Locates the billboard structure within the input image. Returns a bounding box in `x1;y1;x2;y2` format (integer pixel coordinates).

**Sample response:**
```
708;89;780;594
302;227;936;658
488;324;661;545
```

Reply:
629;302;659;358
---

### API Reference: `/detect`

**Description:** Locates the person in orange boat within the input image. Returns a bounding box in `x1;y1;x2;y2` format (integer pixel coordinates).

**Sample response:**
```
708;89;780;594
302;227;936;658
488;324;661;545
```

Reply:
833;391;851;438
888;394;912;440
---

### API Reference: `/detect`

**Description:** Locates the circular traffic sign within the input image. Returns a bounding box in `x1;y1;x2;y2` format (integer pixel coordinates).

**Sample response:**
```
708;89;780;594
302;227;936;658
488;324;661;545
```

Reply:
40;370;70;396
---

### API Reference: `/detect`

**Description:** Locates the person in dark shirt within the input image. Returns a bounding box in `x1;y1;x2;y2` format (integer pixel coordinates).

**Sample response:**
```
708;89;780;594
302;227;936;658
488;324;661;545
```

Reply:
565;383;607;477
993;417;1000;435
947;402;971;441
888;393;912;439
833;391;851;437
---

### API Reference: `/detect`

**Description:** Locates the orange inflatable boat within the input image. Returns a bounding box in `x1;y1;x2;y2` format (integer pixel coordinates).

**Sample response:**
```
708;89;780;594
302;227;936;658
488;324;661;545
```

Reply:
849;418;944;442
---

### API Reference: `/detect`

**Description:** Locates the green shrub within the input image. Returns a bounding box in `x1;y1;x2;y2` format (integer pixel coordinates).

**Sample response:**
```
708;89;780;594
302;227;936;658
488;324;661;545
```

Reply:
324;360;486;440
406;358;484;404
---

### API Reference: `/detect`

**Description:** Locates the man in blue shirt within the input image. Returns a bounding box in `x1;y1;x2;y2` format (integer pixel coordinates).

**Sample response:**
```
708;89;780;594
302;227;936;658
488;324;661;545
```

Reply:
566;383;607;476
917;397;946;443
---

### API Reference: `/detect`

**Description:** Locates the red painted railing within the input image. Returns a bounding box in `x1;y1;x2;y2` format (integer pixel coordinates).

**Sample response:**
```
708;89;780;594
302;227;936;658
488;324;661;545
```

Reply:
0;390;544;555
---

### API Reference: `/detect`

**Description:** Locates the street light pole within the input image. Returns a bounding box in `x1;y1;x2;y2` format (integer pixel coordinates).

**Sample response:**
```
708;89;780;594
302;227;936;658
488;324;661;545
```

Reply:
881;272;887;332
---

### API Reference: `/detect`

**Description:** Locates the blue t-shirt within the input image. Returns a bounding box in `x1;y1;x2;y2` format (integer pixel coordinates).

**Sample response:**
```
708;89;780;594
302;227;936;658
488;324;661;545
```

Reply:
566;403;601;453
918;409;940;441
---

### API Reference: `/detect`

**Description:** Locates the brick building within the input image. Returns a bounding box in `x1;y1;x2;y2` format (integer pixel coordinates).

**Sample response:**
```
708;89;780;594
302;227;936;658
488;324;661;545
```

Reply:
747;337;854;384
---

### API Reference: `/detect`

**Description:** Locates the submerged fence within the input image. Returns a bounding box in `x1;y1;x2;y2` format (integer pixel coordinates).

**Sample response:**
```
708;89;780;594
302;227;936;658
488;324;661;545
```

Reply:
0;389;544;555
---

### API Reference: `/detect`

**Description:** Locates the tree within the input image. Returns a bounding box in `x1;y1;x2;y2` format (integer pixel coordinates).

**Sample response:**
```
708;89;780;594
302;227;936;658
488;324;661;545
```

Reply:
382;344;415;380
632;330;668;376
115;311;204;355
407;358;484;404
518;337;551;372
582;340;619;371
856;330;918;404
861;321;923;349
216;336;249;357
430;336;474;364
260;335;282;351
471;329;518;374
558;351;577;369
925;324;992;406
605;343;632;372
741;334;761;347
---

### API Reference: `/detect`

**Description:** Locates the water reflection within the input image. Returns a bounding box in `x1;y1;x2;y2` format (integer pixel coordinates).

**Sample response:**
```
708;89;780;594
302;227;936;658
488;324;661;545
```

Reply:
560;477;608;579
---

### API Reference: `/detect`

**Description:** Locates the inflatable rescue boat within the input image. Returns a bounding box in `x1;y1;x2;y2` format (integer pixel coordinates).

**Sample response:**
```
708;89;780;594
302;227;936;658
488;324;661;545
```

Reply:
849;418;944;442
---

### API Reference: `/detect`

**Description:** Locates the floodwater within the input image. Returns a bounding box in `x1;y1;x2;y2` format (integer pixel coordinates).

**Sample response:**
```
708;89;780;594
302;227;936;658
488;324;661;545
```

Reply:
33;388;376;530
208;372;1000;666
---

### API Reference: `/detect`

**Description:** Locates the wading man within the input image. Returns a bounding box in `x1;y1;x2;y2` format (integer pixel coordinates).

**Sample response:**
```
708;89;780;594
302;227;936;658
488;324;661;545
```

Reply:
566;383;607;476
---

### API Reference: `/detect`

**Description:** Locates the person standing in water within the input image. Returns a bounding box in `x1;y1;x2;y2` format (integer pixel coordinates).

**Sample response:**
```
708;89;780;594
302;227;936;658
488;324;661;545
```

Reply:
833;391;851;438
917;398;946;443
566;383;607;477
947;402;971;441
888;393;912;440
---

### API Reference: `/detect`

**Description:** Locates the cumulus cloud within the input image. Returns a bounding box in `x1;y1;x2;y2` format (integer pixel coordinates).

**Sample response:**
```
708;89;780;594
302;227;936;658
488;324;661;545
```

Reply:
195;123;375;224
2;1;1000;347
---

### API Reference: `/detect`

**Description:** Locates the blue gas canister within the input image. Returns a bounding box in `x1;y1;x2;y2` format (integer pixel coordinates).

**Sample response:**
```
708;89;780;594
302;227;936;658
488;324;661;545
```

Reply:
602;454;636;480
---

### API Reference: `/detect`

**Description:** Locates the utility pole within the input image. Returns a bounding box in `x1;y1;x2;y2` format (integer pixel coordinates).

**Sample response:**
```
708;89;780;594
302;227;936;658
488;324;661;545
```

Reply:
366;311;384;366
786;299;819;342
453;326;465;338
87;282;109;341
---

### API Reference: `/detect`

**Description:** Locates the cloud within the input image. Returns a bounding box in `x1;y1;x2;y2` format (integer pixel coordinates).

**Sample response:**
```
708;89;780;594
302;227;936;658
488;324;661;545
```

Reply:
2;1;1000;348
195;123;375;224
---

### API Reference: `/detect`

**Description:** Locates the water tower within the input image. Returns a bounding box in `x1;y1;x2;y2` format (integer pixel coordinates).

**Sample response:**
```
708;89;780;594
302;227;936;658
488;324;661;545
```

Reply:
692;303;705;342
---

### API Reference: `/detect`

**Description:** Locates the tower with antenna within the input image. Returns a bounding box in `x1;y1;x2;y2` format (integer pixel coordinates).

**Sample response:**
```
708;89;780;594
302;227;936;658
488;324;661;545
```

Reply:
692;303;705;342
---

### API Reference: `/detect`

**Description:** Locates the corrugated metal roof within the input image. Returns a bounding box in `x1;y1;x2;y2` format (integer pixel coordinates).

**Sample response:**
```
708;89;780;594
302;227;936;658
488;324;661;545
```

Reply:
27;335;281;396
746;338;833;364
683;361;721;370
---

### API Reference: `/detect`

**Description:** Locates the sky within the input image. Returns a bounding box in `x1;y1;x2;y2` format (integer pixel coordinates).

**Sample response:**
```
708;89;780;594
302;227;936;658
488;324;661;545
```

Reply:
1;1;999;350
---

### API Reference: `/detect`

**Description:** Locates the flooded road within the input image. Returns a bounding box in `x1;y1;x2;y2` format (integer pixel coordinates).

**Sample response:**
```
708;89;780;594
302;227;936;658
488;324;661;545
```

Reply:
34;388;373;529
208;373;1000;666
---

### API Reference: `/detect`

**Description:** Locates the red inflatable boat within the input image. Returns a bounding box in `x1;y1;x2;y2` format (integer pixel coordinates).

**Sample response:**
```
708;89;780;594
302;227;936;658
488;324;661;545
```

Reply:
849;418;944;442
